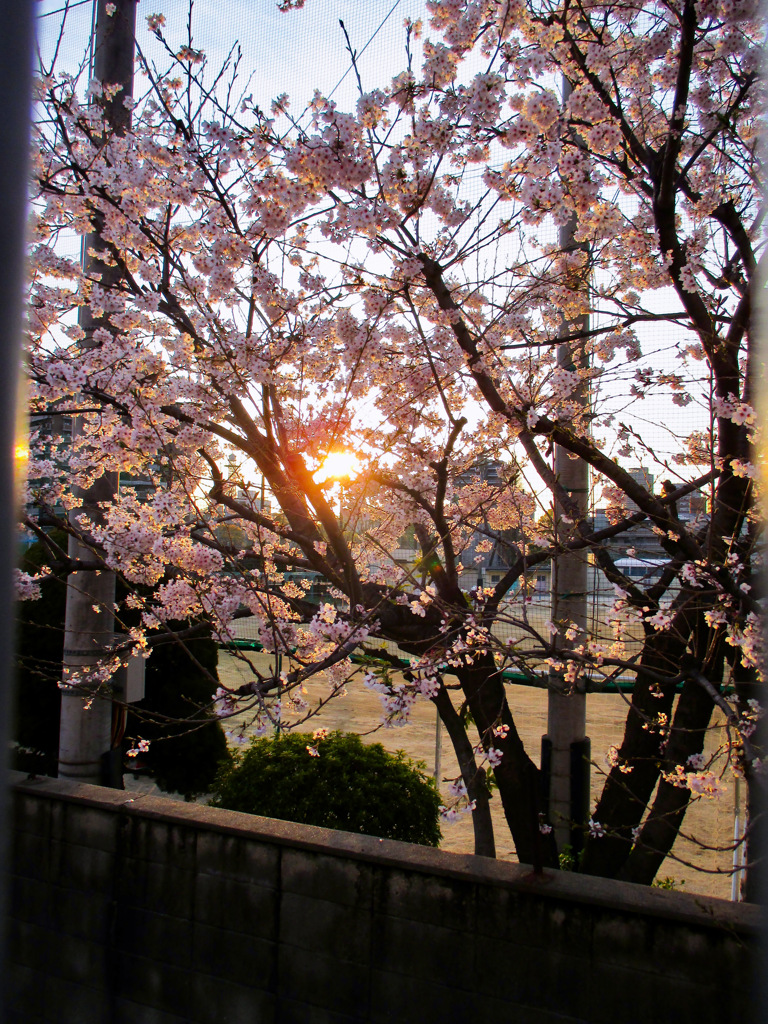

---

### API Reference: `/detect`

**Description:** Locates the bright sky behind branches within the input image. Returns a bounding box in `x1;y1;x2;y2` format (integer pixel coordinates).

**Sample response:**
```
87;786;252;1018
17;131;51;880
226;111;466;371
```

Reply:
36;0;427;116
34;0;705;503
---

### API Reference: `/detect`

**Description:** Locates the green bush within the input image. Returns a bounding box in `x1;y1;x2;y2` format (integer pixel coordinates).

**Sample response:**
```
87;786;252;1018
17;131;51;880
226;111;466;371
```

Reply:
212;730;442;847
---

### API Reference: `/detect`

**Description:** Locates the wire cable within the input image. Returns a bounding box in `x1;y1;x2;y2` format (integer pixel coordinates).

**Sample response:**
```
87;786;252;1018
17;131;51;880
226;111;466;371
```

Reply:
37;0;91;18
326;0;403;102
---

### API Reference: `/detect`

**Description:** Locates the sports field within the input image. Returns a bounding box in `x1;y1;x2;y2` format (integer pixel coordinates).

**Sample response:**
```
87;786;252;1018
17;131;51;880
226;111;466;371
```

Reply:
218;642;744;902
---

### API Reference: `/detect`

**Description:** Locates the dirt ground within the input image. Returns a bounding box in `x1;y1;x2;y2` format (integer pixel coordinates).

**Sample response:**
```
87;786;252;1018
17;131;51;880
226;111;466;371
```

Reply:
217;647;744;902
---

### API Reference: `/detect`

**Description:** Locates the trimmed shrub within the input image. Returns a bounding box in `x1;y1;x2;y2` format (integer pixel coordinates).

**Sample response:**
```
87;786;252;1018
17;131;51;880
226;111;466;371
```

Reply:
212;730;442;847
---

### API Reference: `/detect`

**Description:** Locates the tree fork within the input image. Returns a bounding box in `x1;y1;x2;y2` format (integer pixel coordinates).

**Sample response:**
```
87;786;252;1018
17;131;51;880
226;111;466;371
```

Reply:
621;677;718;884
581;618;694;878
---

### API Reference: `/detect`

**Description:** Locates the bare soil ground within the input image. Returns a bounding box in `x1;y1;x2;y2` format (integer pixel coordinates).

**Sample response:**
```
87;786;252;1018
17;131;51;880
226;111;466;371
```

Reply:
217;648;744;902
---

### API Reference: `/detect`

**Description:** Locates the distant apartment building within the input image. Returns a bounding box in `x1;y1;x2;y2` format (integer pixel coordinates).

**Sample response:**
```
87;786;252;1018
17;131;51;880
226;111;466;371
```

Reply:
26;411;160;537
593;466;707;560
454;460;520;591
588;466;708;598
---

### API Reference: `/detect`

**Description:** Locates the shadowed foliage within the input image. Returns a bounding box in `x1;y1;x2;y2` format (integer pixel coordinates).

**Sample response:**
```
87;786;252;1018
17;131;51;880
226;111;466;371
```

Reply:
212;730;442;847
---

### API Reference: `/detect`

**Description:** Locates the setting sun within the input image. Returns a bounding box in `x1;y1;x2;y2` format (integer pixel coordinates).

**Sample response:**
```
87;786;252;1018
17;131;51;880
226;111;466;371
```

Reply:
314;450;360;483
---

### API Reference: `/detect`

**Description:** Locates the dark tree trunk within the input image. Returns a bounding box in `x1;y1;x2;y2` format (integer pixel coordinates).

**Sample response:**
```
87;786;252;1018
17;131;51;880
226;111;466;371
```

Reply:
366;587;553;866
456;652;557;868
621;678;715;883
432;681;496;858
581;624;687;878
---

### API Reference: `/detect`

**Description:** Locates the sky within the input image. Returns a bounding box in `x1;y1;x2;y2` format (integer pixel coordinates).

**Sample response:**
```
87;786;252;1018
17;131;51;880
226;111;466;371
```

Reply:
36;0;428;114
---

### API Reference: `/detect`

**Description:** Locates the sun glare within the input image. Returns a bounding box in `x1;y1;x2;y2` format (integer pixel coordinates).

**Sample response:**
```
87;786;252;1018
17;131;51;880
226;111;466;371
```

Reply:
314;450;360;483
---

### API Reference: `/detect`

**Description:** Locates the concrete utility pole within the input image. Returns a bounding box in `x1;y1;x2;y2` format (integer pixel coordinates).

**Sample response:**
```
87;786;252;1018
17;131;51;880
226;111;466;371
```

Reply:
541;77;591;853
58;0;137;786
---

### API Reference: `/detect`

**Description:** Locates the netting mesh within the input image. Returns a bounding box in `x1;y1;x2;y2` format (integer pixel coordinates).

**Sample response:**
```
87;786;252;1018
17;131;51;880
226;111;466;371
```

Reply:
33;0;702;672
35;0;700;454
37;0;425;112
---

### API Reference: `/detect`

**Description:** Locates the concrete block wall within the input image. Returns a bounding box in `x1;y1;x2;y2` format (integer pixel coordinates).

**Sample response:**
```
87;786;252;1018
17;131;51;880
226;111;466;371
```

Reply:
8;773;760;1023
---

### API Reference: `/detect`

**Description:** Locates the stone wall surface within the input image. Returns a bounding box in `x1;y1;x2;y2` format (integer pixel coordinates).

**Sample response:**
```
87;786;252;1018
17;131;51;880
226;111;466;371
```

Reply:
7;772;760;1024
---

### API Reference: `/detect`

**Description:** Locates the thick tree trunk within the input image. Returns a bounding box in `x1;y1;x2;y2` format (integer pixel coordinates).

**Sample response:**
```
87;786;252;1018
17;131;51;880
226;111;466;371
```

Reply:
587;597;726;884
432;681;496;858
620;679;715;884
457;653;557;868
580;627;685;878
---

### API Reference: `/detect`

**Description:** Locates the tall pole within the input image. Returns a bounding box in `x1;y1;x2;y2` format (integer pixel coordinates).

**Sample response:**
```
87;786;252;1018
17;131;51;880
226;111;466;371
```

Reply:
58;0;137;785
1;1;35;1016
542;76;591;852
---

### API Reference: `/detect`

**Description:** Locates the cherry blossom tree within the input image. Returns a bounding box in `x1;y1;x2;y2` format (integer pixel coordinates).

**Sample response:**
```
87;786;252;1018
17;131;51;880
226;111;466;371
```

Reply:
24;0;763;888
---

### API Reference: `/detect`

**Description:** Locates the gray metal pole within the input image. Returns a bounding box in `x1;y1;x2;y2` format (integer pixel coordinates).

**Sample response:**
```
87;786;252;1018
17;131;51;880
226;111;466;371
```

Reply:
58;0;137;786
434;706;442;781
542;76;591;852
0;1;35;1014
